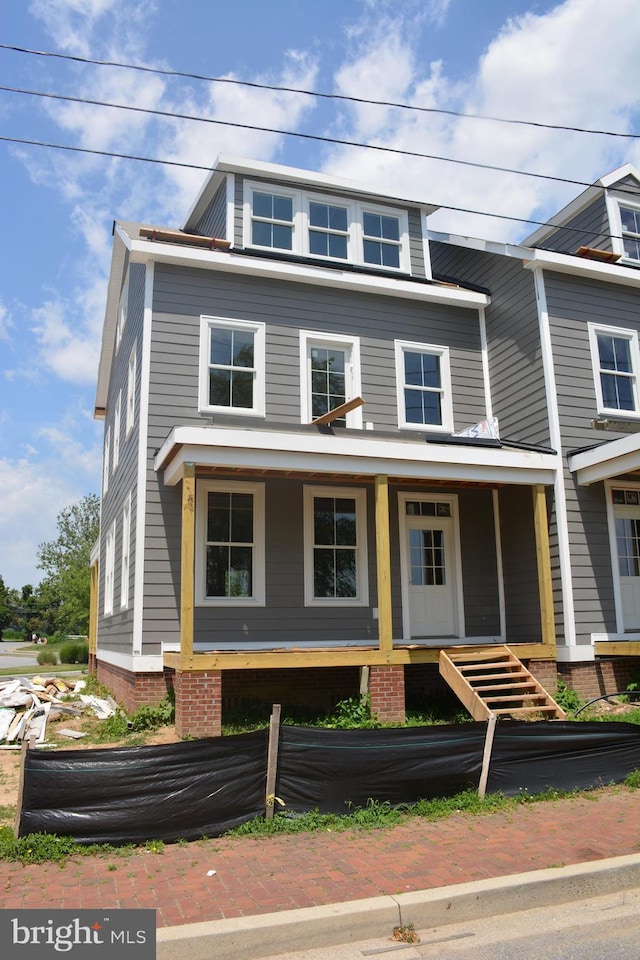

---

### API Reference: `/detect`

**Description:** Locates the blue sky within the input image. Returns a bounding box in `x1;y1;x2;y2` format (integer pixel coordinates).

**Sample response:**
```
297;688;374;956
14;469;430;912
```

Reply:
2;0;640;589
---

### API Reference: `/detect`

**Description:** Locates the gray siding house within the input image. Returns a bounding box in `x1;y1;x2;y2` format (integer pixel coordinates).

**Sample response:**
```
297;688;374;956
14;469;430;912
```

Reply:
95;155;640;736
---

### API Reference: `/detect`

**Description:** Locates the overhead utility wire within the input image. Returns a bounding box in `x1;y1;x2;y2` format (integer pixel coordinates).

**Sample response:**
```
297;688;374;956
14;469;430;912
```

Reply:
0;83;626;193
1;42;638;141
0;133;624;247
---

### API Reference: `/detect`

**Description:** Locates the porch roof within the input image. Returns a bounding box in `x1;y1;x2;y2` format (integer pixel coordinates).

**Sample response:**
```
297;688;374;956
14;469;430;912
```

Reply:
569;433;640;485
155;424;558;487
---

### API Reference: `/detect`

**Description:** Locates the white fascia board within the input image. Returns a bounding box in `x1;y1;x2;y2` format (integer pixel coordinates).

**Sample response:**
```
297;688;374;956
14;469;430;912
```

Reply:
127;237;488;309
569;433;640;485
525;250;640;288
94;227;130;415
599;163;640;188
156;426;558;488
523;185;601;247
96;648;165;672
428;230;531;260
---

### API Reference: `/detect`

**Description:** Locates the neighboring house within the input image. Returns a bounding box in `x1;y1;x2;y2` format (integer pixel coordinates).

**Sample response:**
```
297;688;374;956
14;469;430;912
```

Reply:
90;156;640;738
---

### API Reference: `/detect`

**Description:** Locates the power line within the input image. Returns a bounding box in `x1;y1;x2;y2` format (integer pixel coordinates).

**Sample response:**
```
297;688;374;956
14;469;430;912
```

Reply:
0;132;624;247
0;83;620;192
1;42;638;141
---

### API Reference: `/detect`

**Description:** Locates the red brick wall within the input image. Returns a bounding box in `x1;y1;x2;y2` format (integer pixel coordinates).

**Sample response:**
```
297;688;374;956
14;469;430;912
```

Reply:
525;659;558;689
174;670;222;739
96;659;171;713
369;665;406;724
558;659;638;699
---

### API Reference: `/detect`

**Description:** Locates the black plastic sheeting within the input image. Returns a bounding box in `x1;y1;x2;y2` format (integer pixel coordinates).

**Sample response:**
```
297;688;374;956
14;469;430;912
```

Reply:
17;721;640;844
19;730;268;844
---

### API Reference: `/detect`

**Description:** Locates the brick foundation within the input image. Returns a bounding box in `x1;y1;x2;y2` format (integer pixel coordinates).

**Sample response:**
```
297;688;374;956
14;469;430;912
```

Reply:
525;659;559;689
369;665;406;724
558;658;638;699
96;659;171;714
174;669;222;739
88;653;97;676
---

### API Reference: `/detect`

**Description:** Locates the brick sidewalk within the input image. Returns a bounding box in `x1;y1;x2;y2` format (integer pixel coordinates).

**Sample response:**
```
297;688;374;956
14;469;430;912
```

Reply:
2;788;639;928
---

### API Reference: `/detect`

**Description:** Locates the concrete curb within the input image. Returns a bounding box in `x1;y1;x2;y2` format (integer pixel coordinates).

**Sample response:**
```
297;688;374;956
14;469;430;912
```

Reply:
156;852;640;960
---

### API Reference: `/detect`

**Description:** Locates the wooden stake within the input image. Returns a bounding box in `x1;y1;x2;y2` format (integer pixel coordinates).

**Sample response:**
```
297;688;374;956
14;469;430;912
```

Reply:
14;735;35;838
478;713;497;800
265;704;282;821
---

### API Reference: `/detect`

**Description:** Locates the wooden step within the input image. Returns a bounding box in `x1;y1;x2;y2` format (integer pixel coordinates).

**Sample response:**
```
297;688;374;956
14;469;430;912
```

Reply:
439;645;566;721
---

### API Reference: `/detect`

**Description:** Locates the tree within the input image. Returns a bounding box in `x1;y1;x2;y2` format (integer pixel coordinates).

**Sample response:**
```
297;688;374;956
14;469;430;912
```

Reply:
0;575;12;639
37;494;100;636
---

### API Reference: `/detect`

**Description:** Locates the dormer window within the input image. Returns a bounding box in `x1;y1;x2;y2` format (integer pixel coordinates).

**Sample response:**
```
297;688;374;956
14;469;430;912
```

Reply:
244;182;409;272
251;191;294;250
619;204;640;261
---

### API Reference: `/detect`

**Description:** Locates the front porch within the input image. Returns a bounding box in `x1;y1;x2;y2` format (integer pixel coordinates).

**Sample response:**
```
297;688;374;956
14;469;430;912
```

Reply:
159;427;559;734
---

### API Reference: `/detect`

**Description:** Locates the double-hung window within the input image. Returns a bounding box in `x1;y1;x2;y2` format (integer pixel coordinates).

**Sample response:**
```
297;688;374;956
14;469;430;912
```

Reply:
619;204;640;262
250;190;295;250
104;521;115;616
103;426;111;494
244;181;409;271
126;344;136;436
299;332;362;427
589;323;640;415
395;341;453;431
199;316;266;416
112;392;121;473
362;210;402;269
120;493;131;610
196;480;265;605
303;486;368;606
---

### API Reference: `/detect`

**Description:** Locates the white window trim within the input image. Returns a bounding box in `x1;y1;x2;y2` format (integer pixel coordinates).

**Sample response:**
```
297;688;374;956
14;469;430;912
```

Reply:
104;520;115;617
120;492;131;610
394;340;454;432
588;322;640;417
303;485;369;607
243;181;410;273
115;273;129;351
195;479;265;606
604;479;640;634
299;330;363;428
103;426;111;494
608;194;640;263
198;315;266;417
112;391;121;473
126;344;137;437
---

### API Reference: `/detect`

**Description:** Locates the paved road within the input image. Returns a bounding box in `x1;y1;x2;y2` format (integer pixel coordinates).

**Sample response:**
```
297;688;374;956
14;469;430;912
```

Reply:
0;641;38;669
251;887;640;960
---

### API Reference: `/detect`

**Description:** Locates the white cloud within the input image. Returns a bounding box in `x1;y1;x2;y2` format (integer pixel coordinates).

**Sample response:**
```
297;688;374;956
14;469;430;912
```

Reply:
321;0;640;242
31;293;102;385
29;0;155;56
0;302;12;341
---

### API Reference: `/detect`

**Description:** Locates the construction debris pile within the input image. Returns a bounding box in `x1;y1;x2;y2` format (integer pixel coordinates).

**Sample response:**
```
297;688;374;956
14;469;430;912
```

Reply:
0;676;118;745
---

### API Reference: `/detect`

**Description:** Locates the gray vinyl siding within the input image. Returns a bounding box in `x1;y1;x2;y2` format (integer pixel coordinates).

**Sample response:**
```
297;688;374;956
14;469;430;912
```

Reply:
232;174;428;277
149;263;486;433
536;195;611;254
498;486;541;641
194;180;227;239
545;270;640;643
142;264;489;646
430;241;549;446
97;262;145;657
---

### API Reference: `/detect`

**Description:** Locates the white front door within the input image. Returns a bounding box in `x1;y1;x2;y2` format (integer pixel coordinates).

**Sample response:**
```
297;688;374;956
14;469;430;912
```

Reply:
401;497;461;639
614;495;640;630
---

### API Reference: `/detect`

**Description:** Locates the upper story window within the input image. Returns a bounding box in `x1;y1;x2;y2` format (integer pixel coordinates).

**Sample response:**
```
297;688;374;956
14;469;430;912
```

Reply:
251;191;294;250
126;344;137;437
112;391;121;473
199;316;266;417
115;274;129;351
589;323;640;415
362;211;401;268
244;182;409;272
299;331;362;428
104;520;115;617
103;426;111;495
620;204;640;261
394;340;453;432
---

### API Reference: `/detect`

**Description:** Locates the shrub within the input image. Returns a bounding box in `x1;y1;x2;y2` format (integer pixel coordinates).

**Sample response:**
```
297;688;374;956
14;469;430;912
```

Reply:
59;641;89;664
554;678;584;713
36;649;58;666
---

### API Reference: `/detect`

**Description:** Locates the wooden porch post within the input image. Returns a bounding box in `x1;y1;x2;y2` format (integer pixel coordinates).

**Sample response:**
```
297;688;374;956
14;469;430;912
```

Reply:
180;462;196;658
375;475;393;659
532;483;556;649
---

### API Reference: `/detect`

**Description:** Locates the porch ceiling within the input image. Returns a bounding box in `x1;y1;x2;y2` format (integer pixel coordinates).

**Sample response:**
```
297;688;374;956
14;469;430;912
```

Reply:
155;425;558;488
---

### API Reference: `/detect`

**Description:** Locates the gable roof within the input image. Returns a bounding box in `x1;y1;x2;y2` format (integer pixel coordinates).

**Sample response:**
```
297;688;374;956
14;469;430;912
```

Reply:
524;163;640;248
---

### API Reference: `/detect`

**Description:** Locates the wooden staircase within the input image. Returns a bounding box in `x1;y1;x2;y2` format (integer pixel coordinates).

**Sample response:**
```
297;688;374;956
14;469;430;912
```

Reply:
439;645;566;721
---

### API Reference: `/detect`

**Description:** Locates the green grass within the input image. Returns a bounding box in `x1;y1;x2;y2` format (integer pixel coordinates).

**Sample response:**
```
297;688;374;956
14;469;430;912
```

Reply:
0;664;85;677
